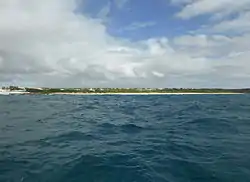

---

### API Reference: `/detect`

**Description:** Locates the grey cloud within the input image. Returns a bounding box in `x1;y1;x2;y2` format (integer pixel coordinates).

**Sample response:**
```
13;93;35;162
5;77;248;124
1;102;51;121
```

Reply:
0;50;54;75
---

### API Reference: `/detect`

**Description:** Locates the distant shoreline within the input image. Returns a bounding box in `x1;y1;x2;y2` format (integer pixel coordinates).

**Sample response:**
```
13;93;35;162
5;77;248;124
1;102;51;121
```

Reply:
2;87;250;95
0;92;246;96
47;92;244;95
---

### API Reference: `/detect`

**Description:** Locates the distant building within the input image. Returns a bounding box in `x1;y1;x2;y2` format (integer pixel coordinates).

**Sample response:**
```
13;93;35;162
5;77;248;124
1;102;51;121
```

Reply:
26;87;42;90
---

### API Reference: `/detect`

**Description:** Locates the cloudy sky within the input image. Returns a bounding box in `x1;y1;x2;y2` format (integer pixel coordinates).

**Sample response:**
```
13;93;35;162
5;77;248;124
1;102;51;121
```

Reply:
0;0;250;88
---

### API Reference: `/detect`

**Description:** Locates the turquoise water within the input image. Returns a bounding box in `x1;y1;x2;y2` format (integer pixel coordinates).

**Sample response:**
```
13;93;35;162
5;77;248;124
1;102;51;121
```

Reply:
0;95;250;182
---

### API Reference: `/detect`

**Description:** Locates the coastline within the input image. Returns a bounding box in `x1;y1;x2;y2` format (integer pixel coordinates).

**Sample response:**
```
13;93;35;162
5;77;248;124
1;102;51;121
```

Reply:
49;92;244;95
1;91;246;96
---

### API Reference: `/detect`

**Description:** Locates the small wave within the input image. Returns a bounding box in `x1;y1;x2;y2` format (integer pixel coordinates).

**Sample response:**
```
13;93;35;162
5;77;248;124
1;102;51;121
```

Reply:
1;124;14;132
60;153;151;182
97;123;146;134
179;117;239;136
188;117;232;127
120;124;144;133
48;131;97;142
1;131;96;150
99;123;117;129
101;122;144;130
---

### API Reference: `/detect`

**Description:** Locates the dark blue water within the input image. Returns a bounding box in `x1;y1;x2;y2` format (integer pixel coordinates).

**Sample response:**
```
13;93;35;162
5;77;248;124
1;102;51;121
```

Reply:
0;95;250;182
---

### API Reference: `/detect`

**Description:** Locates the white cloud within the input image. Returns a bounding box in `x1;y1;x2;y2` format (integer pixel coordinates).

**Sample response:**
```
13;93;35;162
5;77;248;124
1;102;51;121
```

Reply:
174;0;250;20
173;34;233;57
152;71;165;78
174;34;210;47
114;0;129;9
0;0;250;88
121;22;156;31
97;1;111;21
171;0;196;5
212;11;250;33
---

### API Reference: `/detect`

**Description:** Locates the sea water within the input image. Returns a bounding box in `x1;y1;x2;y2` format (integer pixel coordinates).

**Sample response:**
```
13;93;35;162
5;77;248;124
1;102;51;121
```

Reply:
0;95;250;182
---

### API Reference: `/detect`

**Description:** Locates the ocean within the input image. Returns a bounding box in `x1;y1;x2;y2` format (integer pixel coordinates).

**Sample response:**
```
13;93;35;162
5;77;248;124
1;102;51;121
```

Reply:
0;94;250;182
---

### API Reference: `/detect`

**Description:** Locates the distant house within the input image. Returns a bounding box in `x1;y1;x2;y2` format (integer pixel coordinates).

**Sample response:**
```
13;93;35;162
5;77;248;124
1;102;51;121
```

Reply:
33;87;43;90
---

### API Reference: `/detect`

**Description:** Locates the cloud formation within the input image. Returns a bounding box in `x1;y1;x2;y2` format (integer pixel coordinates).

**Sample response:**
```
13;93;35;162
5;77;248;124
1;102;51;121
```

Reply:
211;11;250;33
121;22;156;31
172;0;250;20
114;0;129;9
0;0;250;88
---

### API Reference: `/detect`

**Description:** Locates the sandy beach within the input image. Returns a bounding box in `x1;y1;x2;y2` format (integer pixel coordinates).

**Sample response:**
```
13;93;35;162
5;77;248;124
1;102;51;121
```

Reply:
49;92;244;95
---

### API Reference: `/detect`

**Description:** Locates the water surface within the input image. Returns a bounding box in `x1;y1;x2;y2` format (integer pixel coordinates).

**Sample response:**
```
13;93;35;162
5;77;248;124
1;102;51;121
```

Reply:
0;95;250;182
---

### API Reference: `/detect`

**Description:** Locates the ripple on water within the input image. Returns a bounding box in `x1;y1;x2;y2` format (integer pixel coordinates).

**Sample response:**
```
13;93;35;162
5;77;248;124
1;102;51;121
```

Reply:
0;95;250;182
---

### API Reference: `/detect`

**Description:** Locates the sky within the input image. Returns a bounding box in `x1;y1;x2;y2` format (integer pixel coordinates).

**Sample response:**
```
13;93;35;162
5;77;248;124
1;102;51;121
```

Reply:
0;0;250;88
